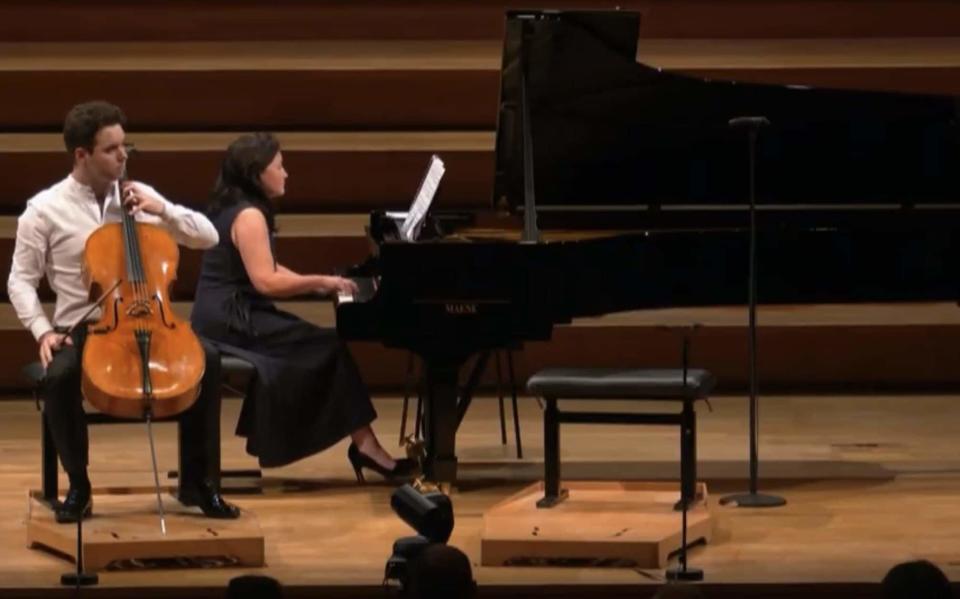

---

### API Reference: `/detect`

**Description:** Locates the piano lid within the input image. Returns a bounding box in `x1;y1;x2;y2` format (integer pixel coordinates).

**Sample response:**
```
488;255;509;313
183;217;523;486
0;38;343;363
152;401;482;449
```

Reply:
492;10;960;212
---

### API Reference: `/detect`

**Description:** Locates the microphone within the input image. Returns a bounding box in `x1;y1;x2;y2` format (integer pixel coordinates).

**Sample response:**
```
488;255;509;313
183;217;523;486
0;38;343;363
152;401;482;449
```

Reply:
728;116;770;129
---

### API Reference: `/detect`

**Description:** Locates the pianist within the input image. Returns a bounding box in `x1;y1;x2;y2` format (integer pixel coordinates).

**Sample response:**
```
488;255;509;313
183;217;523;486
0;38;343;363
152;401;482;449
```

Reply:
190;132;414;481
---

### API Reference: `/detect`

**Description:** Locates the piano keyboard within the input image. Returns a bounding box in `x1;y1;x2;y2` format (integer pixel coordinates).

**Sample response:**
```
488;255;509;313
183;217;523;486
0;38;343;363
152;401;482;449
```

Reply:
337;276;377;304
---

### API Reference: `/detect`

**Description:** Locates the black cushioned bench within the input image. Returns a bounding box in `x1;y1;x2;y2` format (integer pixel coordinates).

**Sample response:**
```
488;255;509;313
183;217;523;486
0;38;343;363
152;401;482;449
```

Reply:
526;367;716;509
25;354;256;505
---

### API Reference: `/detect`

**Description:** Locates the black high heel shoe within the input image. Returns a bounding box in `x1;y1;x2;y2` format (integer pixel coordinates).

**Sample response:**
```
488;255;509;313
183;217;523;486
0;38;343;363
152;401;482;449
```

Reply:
348;443;417;483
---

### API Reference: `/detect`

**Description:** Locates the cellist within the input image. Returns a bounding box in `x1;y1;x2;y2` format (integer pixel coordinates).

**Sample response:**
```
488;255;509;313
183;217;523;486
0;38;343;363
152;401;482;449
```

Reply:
7;101;239;522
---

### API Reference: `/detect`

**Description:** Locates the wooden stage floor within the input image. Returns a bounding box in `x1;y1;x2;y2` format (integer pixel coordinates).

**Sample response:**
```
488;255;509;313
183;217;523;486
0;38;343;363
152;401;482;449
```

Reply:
1;392;959;597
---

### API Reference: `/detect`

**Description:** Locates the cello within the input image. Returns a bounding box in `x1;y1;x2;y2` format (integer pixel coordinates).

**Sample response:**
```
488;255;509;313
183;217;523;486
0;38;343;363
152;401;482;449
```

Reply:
78;167;206;531
80;182;205;419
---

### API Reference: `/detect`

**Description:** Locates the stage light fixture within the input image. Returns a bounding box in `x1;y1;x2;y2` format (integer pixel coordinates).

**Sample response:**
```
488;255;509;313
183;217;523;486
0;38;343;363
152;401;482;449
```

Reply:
390;483;454;543
384;483;455;591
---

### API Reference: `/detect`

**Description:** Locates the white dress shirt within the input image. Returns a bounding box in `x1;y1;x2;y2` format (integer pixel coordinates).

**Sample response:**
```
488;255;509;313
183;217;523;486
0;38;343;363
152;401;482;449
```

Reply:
7;174;219;341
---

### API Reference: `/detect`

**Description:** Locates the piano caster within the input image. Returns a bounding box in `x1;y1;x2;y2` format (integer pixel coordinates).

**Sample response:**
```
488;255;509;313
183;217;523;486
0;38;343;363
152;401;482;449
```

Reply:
412;477;455;496
403;437;426;464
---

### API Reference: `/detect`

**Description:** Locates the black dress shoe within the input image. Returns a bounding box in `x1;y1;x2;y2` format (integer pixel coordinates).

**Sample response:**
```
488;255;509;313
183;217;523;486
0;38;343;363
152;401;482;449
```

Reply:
177;480;240;519
55;485;92;523
348;443;418;483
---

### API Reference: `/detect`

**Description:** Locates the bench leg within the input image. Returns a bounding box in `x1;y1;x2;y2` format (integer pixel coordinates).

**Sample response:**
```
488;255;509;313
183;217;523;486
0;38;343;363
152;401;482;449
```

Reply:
414;388;424;441
675;398;698;511
170;376;261;488
506;351;523;459
399;352;416;445
170;420;258;488
42;412;59;504
538;398;568;508
174;418;225;490
495;352;507;445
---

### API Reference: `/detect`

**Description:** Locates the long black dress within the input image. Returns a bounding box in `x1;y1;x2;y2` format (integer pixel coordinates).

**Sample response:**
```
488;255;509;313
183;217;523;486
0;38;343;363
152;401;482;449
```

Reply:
190;201;376;468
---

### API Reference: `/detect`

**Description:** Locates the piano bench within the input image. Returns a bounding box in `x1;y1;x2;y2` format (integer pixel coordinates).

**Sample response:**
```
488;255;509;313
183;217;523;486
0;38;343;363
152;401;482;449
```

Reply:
25;354;258;505
526;367;716;509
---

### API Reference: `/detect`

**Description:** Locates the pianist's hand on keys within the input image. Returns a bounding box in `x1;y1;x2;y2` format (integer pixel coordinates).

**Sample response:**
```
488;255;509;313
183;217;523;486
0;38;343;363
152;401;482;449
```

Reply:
336;277;377;304
321;275;358;300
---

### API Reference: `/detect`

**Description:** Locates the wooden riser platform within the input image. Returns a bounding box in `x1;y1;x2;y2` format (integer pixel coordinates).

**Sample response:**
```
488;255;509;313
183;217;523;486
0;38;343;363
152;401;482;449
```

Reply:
26;492;264;572
481;481;712;568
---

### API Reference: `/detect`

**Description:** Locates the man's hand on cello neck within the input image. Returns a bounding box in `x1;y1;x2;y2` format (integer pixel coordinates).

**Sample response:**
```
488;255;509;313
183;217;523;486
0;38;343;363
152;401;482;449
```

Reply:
121;181;167;218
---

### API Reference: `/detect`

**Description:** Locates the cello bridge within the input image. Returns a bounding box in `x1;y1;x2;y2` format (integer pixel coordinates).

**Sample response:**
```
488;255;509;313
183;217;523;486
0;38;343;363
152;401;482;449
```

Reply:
125;298;154;317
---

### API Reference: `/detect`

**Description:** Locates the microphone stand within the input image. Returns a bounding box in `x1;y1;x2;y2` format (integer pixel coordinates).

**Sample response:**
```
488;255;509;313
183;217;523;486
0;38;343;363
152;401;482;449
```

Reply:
666;490;703;581
60;514;98;586
52;294;123;589
666;327;704;581
719;117;786;509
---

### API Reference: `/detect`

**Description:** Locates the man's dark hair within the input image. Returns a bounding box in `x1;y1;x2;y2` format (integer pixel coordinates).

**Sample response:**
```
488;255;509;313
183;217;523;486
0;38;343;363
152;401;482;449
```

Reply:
209;132;280;233
62;101;127;153
225;574;283;599
403;544;476;599
882;559;952;599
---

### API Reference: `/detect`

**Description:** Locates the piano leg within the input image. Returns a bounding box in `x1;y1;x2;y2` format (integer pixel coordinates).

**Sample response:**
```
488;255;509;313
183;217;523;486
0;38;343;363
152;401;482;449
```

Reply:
455;351;491;428
421;358;462;486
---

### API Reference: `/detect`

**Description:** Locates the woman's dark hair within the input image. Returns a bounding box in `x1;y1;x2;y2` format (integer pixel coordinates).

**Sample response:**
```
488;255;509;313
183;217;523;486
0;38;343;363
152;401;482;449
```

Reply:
63;101;127;153
209;132;280;232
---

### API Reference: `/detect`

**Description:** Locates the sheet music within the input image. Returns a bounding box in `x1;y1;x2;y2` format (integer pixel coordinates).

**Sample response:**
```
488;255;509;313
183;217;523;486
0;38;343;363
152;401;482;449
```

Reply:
400;155;445;242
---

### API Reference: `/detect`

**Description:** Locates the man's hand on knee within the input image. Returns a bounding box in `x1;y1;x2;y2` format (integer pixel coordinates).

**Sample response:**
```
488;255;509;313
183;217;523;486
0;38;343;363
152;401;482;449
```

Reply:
39;331;73;370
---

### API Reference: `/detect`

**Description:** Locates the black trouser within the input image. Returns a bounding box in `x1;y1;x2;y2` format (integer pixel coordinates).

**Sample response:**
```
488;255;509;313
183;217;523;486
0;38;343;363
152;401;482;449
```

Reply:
42;326;222;492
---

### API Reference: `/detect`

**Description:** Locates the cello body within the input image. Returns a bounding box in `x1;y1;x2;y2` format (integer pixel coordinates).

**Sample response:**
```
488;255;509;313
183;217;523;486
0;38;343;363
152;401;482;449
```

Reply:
81;220;205;419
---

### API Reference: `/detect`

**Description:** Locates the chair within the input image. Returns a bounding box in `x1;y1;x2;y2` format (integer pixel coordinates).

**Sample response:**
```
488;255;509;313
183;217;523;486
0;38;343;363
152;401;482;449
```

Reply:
399;349;524;458
26;354;257;505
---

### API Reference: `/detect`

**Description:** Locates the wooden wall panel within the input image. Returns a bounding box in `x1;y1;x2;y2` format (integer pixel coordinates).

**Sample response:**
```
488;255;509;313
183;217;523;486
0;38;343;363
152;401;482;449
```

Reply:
341;324;960;392
2;1;960;42
2;323;959;392
0;237;373;302
0;70;499;131
678;66;960;96
0;150;494;214
5;66;960;132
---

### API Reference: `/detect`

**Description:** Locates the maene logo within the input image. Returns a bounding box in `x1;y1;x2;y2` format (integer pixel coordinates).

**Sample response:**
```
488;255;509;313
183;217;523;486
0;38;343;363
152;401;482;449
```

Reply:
445;303;478;315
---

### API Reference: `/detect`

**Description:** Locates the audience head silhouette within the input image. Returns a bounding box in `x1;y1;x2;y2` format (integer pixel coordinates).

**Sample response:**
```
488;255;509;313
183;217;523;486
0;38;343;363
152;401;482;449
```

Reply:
403;544;476;599
225;574;283;599
652;582;705;599
882;560;952;599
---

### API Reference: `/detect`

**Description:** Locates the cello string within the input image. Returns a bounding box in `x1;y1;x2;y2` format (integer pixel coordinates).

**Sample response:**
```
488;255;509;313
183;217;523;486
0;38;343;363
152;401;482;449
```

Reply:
128;209;143;310
122;183;147;320
125;213;143;327
126;186;164;533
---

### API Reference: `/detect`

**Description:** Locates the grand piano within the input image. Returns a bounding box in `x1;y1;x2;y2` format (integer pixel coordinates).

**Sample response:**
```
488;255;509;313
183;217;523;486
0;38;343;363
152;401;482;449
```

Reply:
336;10;960;485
